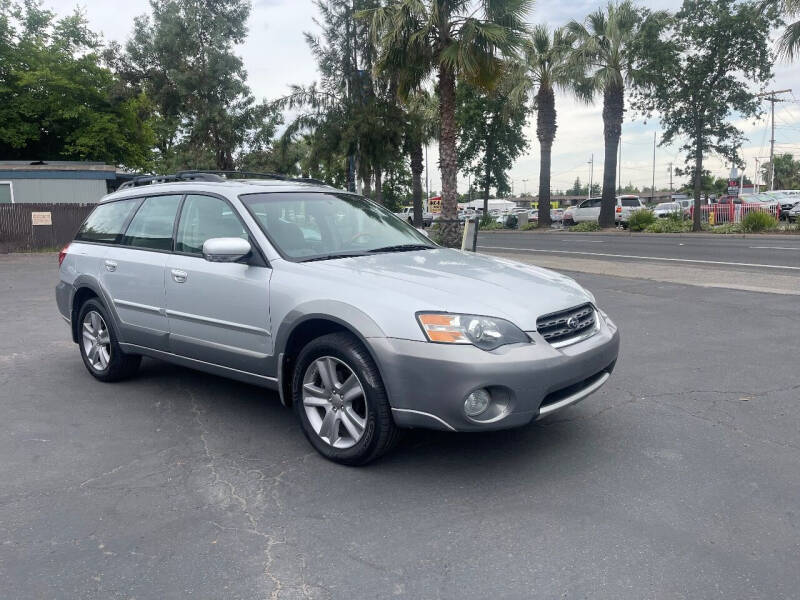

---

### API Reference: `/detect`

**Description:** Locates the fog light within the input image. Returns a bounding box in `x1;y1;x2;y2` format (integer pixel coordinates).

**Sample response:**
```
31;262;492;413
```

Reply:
464;389;491;417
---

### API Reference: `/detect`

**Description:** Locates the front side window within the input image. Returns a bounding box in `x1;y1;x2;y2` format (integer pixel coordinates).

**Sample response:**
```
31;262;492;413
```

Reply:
75;199;140;244
240;192;434;261
175;194;248;255
121;195;182;251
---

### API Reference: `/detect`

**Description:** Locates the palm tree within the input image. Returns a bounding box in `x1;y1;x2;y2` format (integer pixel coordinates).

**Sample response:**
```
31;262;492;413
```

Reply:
404;91;439;227
568;1;641;228
365;0;532;247
521;25;587;228
777;0;800;60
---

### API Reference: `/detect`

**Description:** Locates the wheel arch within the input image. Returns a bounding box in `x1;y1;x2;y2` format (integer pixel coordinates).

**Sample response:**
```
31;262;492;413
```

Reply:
275;307;387;408
70;276;122;345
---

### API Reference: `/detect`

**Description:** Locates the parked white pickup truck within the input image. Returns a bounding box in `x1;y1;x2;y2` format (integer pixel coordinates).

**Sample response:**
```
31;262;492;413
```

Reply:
394;206;434;227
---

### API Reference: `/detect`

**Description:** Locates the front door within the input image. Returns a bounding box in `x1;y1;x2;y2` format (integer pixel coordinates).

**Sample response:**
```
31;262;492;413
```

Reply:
165;194;272;375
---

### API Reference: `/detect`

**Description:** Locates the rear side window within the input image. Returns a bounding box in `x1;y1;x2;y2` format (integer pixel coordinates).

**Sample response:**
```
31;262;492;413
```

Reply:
175;195;248;255
121;195;182;251
75;199;140;244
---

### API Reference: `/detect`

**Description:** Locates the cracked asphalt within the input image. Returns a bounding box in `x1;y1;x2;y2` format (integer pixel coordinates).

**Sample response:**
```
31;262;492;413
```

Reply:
1;253;799;599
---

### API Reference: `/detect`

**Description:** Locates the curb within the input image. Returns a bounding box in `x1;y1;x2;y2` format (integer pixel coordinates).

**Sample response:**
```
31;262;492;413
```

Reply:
481;229;800;240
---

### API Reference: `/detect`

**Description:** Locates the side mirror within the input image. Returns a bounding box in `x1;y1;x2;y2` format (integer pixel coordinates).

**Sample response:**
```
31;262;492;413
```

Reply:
202;237;251;263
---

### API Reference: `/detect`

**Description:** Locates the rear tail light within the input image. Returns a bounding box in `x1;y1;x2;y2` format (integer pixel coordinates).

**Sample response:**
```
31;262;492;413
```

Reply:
58;243;70;267
615;206;622;213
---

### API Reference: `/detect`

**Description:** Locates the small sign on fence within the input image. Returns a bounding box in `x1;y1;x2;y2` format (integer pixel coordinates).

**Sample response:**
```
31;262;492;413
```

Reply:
31;211;52;226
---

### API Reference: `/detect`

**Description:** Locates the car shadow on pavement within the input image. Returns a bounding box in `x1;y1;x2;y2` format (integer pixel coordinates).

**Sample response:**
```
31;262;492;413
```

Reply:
130;357;609;483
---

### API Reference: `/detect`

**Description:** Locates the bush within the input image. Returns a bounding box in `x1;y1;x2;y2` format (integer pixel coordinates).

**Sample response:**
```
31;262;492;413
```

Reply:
645;215;693;233
570;221;601;232
740;211;778;233
479;220;502;230
628;209;656;232
521;222;538;231
711;223;742;234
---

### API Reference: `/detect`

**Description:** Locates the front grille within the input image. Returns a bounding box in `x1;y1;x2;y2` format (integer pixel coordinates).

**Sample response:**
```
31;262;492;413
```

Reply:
537;303;597;347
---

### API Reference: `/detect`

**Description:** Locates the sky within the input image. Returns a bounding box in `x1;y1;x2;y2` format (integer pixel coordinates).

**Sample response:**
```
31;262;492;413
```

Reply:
47;0;800;194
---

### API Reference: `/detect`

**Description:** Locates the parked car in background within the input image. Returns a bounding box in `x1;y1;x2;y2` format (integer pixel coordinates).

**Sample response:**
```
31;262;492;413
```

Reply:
788;203;800;222
652;202;682;218
564;196;645;226
394;206;433;227
56;172;619;464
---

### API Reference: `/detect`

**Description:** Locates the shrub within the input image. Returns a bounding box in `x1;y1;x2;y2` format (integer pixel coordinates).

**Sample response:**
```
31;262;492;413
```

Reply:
711;223;742;234
479;220;502;230
570;221;601;232
645;216;692;233
628;209;656;232
740;211;778;233
521;222;538;231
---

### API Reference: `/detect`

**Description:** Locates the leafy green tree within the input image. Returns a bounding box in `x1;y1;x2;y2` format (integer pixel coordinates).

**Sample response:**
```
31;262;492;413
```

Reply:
281;0;404;201
568;1;663;227
116;0;274;171
366;0;532;247
567;177;583;195
457;76;528;216
633;0;776;230
521;25;587;227
0;1;153;169
762;153;800;189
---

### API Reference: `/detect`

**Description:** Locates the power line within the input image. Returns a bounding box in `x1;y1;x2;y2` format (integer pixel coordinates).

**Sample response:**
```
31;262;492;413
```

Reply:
755;89;792;190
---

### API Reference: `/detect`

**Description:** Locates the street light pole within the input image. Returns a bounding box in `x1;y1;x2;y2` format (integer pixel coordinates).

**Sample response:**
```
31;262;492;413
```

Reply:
587;154;594;200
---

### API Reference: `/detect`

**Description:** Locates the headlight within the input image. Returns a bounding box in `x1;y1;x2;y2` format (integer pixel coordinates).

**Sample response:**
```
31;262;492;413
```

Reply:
416;313;530;351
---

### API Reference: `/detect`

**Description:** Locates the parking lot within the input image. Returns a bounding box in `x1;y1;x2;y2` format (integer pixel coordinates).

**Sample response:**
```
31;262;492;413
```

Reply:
2;251;799;599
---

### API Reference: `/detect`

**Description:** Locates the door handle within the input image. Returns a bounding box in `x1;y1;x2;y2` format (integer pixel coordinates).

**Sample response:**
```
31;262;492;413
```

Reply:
104;260;117;272
171;269;188;283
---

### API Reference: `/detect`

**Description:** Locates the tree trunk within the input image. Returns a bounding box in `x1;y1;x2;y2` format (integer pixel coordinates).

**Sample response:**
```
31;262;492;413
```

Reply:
438;64;460;247
410;142;424;227
362;169;371;200
693;138;703;232
536;86;556;228
599;83;624;228
374;166;383;205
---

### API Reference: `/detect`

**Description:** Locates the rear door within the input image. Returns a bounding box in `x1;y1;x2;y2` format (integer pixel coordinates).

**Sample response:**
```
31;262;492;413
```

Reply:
99;194;182;350
165;194;272;374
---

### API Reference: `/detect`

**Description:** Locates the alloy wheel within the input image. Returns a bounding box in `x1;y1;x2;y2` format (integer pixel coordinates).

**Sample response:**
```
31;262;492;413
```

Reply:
302;356;367;449
82;310;111;371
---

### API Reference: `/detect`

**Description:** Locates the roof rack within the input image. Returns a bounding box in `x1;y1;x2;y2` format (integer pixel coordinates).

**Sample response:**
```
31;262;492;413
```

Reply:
117;170;333;190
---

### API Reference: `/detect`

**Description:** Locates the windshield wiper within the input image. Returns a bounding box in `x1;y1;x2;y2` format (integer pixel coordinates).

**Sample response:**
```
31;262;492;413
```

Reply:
299;252;368;263
367;244;434;253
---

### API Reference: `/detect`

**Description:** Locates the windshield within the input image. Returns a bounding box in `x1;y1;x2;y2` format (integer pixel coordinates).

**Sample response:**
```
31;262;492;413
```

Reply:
240;192;435;261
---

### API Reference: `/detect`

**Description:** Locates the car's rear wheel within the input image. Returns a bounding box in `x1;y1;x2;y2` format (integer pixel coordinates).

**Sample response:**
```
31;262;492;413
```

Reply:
77;298;141;382
292;332;399;465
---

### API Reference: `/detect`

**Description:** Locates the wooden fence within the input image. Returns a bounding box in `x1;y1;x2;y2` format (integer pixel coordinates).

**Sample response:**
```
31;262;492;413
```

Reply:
0;203;94;253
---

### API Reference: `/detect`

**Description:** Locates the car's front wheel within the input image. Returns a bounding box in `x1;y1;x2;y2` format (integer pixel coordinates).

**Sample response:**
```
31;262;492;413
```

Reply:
77;298;141;382
292;332;399;465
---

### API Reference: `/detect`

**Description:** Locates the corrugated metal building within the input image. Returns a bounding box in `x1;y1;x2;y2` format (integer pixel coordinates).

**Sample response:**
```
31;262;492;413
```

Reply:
0;161;116;204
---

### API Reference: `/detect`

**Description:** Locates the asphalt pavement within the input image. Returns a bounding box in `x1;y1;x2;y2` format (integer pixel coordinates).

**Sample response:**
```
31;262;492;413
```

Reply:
477;230;800;272
1;253;799;599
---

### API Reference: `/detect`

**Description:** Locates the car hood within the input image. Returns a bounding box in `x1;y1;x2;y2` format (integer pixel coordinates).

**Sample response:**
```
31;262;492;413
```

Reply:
301;248;593;331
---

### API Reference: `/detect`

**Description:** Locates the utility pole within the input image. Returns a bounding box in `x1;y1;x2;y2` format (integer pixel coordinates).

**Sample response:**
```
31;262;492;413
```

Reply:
651;131;656;202
756;89;791;190
522;178;529;196
587;154;594;200
618;138;622;194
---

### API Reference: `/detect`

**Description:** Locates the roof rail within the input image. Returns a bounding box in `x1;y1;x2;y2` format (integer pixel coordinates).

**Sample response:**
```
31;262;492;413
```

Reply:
118;172;224;190
117;170;334;190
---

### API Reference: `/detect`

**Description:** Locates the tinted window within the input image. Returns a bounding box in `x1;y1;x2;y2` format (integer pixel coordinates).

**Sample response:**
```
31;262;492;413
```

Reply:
590;198;603;208
621;198;641;207
75;199;140;244
121;195;182;251
175;195;248;255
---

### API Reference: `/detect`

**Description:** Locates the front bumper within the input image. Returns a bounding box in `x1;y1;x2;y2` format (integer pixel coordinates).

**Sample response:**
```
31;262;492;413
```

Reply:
370;313;620;432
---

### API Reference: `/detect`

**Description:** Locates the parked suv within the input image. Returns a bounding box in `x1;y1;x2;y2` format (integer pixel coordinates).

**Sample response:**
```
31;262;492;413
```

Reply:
56;172;620;465
564;196;646;226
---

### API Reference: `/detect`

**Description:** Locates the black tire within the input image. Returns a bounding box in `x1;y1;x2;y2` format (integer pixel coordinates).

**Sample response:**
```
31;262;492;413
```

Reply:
77;298;141;382
292;332;400;465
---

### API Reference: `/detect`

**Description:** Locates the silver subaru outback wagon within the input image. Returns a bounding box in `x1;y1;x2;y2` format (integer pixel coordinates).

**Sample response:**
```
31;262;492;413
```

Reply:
56;174;620;465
